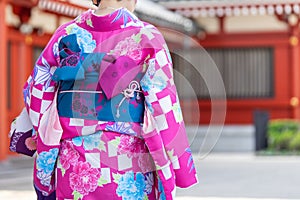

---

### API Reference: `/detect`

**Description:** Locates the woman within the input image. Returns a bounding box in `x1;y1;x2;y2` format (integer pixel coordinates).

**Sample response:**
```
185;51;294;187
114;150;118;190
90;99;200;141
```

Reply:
23;0;198;199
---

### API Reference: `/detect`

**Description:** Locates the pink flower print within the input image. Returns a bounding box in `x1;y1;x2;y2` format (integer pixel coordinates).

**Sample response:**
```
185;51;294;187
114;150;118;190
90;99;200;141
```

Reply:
138;153;155;173
25;137;37;151
118;135;147;158
70;161;101;196
113;36;142;61
59;141;79;170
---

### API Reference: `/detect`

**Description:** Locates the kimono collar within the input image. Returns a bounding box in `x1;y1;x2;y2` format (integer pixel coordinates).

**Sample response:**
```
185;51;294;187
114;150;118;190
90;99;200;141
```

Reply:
75;8;139;32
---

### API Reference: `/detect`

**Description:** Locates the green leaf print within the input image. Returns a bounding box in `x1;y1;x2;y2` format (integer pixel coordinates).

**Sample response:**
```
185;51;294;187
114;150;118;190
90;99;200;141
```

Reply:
140;26;160;40
73;191;83;200
112;173;122;184
167;149;175;160
143;195;149;200
143;63;148;72
172;103;183;122
110;137;121;147
99;140;106;152
75;17;82;23
98;176;108;187
61;168;66;177
155;162;162;170
57;159;66;176
65;25;73;35
132;33;142;43
86;19;94;28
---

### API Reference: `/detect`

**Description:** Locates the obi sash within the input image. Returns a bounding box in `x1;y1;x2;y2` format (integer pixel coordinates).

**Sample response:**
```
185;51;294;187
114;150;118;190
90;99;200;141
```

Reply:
52;46;145;123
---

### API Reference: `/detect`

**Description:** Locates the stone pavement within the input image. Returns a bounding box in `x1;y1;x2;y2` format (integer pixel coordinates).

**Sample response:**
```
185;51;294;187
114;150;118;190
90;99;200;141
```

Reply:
1;153;300;200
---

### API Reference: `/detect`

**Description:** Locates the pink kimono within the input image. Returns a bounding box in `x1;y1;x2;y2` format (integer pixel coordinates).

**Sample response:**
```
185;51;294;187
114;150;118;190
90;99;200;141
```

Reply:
23;8;198;200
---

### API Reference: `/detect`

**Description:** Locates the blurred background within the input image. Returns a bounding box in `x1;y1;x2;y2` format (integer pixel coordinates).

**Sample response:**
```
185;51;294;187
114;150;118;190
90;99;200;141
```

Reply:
1;0;300;199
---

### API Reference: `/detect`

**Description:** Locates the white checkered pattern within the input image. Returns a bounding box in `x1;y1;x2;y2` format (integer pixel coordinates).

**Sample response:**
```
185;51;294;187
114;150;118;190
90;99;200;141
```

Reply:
29;109;40;127
31;87;43;98
118;154;132;171
101;168;112;183
154;115;169;131
171;157;180;170
162;166;172;180
146;91;159;103
40;100;52;113
156;68;169;82
156;50;169;67
82;125;97;135
69;118;85;126
85;153;101;168
159;95;172;113
108;141;118;157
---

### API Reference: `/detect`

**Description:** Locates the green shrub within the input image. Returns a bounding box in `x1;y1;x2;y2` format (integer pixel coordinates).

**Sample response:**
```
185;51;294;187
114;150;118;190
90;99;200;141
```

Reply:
289;133;300;151
267;119;300;151
268;119;299;136
271;130;294;150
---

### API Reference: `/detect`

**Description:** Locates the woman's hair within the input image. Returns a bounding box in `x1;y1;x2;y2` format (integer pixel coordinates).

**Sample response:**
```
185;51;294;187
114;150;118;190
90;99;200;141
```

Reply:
93;0;101;6
93;0;123;6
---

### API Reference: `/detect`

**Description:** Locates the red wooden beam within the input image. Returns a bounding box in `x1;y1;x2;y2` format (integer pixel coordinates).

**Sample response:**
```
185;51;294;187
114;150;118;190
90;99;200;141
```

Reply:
164;1;300;12
0;0;8;161
289;24;300;119
7;0;38;8
38;0;88;18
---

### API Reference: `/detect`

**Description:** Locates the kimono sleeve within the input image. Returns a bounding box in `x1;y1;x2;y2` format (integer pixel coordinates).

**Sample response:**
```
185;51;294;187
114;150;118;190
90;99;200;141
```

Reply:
140;31;198;190
23;27;65;131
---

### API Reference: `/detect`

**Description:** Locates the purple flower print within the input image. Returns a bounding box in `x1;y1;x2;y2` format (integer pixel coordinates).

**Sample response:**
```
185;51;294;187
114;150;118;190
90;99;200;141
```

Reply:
66;54;79;66
72;100;82;111
80;105;88;114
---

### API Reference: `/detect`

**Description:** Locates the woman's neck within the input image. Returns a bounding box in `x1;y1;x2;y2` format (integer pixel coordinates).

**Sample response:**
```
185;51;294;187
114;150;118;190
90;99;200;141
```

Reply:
95;3;122;16
94;1;123;16
94;7;120;16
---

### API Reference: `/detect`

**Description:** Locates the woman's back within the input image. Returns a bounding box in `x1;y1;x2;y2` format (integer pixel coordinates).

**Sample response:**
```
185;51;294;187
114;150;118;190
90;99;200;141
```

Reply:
22;3;198;200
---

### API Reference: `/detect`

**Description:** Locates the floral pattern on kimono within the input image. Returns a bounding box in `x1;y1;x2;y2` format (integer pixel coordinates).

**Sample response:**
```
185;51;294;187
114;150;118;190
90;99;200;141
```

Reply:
23;7;198;200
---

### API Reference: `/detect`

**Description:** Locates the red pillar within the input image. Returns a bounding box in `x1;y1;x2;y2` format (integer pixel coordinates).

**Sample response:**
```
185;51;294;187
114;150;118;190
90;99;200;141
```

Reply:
289;22;300;119
0;0;8;161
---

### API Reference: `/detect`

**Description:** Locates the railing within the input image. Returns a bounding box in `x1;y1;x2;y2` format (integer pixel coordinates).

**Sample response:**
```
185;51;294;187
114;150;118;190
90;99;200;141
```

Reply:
173;47;274;99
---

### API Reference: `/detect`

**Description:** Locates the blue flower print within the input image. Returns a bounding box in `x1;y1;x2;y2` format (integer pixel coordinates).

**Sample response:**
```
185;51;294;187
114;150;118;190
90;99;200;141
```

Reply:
147;60;156;77
116;171;146;200
140;69;167;92
52;41;59;58
106;122;136;136
36;148;59;175
145;101;154;114
158;178;166;200
112;8;138;28
36;170;52;186
144;172;154;194
23;84;30;103
72;132;102;151
82;132;101;150
66;24;96;53
33;57;53;89
52;36;63;57
186;147;195;173
72;137;83;147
